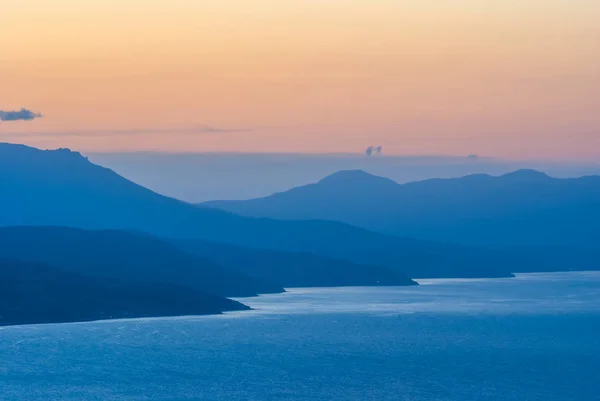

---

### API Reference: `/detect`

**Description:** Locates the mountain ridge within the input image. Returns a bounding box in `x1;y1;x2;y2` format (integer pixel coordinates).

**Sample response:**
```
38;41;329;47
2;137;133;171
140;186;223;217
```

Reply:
0;142;516;279
203;168;600;250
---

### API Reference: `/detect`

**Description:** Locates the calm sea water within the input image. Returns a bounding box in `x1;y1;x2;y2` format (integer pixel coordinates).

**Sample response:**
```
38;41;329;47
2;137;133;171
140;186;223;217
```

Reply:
2;272;600;401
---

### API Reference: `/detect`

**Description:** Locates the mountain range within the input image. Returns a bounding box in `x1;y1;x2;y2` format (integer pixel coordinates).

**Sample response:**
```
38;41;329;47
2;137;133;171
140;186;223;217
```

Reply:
0;142;515;279
204;169;600;249
2;142;600;326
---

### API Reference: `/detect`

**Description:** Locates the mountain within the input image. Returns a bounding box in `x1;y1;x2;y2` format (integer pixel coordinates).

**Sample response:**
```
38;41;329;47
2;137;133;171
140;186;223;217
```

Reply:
0;143;514;278
203;169;600;249
0;258;249;327
0;226;283;297
170;238;418;287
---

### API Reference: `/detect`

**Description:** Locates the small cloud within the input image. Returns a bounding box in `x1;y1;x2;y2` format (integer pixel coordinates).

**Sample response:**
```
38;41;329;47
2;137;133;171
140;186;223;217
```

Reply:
467;154;479;161
0;108;43;122
365;146;383;156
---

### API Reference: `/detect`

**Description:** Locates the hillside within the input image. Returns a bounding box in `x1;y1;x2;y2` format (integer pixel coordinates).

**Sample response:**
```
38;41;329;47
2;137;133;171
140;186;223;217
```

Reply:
0;226;283;297
0;258;249;327
170;238;418;287
0;143;515;279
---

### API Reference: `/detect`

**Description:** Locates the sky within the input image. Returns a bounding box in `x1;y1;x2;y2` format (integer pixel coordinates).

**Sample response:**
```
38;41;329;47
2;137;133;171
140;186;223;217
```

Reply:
1;1;599;159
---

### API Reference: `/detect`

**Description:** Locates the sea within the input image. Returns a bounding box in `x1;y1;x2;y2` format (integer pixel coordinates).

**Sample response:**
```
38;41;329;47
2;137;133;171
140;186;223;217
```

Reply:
2;272;599;401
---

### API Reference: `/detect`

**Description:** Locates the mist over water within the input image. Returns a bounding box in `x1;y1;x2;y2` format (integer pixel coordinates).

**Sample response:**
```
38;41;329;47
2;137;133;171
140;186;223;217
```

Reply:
3;272;599;401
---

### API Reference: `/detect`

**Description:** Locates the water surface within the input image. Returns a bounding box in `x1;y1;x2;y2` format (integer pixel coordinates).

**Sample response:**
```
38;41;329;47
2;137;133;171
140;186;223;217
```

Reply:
2;272;599;400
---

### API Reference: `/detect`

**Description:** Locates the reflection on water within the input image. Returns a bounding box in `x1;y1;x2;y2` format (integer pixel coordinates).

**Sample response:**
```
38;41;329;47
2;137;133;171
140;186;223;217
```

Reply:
232;271;600;316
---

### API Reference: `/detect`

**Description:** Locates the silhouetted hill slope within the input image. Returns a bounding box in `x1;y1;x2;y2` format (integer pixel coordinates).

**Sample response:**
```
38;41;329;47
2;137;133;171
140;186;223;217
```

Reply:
0;226;283;297
0;258;249;327
170;238;418;287
0;143;514;278
204;169;600;248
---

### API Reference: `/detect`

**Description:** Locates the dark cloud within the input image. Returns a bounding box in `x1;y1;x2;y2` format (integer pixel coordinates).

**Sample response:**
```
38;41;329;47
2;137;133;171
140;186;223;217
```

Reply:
0;108;43;122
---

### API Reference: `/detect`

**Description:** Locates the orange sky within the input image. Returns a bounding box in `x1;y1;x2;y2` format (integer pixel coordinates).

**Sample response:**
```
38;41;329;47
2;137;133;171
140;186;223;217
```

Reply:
1;1;599;159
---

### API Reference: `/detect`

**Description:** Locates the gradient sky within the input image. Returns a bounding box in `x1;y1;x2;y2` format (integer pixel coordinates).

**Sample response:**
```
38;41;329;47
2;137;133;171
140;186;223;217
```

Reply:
1;1;599;159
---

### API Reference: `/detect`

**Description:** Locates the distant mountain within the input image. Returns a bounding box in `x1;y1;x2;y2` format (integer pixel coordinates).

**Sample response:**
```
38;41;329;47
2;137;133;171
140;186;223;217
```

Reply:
204;169;600;249
0;226;283;297
0;143;515;279
170;238;418;287
88;151;600;203
0;258;249;327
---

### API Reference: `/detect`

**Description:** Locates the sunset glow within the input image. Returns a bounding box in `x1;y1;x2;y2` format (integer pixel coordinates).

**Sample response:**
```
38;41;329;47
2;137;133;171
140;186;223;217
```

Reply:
1;1;599;158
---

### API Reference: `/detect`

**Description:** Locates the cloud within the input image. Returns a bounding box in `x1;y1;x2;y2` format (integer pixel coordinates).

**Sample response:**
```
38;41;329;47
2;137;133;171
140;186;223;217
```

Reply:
0;125;250;137
0;108;43;122
365;146;383;156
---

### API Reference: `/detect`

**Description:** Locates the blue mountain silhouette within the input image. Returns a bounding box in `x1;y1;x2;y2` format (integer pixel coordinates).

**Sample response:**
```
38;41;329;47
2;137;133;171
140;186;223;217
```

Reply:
0;258;248;327
0;143;514;279
204;169;600;249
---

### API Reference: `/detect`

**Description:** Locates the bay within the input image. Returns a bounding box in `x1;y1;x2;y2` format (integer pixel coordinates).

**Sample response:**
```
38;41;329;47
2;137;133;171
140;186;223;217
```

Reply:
2;272;599;401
